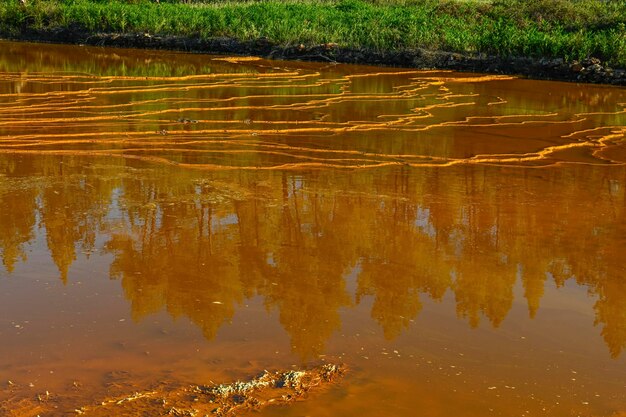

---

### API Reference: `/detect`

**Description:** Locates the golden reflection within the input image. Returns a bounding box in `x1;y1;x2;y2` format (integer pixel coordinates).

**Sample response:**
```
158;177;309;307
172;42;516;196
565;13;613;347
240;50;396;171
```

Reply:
0;161;37;273
105;163;626;359
1;153;626;358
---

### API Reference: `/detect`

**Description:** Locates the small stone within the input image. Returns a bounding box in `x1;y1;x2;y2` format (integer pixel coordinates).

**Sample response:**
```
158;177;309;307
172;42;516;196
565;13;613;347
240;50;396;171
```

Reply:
552;58;564;67
583;57;601;66
571;62;583;72
588;63;603;73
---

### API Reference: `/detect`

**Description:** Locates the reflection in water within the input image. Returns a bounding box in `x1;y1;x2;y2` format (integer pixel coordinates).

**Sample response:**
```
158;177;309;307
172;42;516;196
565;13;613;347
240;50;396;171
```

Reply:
1;40;626;416
1;155;625;359
1;41;625;170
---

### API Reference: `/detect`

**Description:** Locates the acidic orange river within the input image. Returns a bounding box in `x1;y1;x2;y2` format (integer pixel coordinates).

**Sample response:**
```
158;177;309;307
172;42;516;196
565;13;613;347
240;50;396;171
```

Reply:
0;40;625;417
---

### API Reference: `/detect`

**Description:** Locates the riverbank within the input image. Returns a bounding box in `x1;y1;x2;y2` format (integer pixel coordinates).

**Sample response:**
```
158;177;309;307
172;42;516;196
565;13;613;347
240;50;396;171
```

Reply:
1;0;625;84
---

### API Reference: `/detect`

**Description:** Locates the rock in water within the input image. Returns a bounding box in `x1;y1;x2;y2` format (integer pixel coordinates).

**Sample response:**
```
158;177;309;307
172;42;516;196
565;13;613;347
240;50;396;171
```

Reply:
74;363;345;416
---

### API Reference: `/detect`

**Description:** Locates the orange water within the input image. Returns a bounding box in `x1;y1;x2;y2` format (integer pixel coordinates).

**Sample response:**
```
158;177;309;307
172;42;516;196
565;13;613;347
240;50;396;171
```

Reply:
0;40;625;417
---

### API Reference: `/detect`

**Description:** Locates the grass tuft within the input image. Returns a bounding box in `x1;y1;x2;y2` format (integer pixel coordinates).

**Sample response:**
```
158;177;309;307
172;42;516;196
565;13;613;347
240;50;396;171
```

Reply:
0;0;625;66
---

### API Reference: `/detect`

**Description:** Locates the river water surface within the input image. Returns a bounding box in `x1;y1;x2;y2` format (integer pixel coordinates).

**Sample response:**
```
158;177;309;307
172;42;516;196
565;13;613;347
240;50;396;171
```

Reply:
0;40;625;416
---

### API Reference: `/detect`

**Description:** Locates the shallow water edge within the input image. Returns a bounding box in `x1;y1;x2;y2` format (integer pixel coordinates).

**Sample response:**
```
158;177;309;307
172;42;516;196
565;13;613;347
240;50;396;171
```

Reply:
1;29;625;86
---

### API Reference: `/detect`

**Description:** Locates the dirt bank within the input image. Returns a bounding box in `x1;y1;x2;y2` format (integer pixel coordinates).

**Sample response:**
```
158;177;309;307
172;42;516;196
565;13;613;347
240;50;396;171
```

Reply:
1;364;345;417
2;28;626;85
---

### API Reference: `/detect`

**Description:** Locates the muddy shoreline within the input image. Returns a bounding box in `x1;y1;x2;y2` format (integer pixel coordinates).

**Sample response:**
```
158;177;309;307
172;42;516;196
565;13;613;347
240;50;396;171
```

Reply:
1;364;345;416
2;28;626;86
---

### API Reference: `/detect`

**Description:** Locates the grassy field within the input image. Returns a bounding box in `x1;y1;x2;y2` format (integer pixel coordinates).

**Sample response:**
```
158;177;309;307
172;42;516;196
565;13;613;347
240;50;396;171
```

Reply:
0;0;625;66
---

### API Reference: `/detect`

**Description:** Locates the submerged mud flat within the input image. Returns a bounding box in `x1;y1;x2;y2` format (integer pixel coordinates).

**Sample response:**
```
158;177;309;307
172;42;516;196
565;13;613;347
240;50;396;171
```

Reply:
0;40;625;417
3;364;343;417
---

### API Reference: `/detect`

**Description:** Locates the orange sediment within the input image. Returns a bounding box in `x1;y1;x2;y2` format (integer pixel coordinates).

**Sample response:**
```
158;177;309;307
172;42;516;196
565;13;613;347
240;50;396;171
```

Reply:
1;364;345;417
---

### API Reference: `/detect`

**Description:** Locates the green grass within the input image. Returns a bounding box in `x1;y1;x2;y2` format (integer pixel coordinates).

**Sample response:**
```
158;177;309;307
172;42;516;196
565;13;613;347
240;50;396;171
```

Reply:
1;0;625;66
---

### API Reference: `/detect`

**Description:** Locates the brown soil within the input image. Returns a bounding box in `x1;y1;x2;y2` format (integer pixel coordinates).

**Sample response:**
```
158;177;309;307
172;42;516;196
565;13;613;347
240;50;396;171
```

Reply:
2;28;625;85
1;364;345;417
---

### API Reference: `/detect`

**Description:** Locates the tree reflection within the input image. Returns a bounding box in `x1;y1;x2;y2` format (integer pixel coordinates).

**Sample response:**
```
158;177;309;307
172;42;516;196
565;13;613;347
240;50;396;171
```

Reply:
1;157;625;358
0;157;38;272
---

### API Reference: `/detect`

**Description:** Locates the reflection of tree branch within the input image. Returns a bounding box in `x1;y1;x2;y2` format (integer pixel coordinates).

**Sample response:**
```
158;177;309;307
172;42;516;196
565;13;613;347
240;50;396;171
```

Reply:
2;157;626;358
